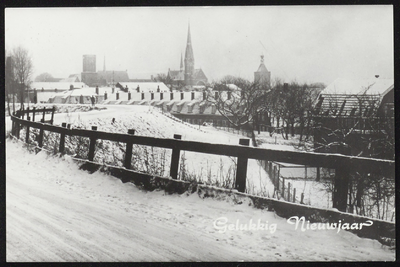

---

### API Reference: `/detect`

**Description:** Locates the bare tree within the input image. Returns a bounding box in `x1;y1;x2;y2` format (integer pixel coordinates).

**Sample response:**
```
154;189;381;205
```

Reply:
312;86;394;218
34;72;55;82
155;73;174;91
206;76;271;145
5;54;17;115
267;80;320;140
12;46;33;109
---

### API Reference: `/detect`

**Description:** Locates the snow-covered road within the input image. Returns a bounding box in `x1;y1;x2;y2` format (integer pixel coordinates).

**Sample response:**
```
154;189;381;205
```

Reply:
6;139;394;261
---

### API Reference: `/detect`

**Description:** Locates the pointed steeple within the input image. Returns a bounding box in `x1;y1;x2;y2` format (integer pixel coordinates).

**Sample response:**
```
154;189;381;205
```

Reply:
185;23;194;62
180;53;183;70
184;22;195;86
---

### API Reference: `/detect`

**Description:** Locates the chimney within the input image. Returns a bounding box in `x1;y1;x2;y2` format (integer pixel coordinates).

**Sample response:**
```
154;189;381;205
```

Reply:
375;75;379;78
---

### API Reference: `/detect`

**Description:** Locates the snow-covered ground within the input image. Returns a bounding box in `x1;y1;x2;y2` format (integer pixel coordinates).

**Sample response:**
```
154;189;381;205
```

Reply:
7;104;392;214
47;104;277;197
6;138;394;261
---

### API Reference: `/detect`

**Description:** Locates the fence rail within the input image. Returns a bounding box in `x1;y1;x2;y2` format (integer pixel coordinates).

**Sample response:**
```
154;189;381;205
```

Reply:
10;107;395;213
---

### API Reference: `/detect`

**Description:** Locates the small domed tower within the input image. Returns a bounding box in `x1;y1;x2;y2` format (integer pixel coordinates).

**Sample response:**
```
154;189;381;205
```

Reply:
254;55;271;86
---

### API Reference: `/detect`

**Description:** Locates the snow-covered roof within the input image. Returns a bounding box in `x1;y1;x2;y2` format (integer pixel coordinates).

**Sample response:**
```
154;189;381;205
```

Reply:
225;84;241;91
50;87;99;98
116;82;170;92
30;82;87;90
321;78;394;96
59;77;80;83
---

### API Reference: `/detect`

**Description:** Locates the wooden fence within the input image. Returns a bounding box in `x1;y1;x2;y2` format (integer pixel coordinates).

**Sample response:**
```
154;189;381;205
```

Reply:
10;107;395;213
262;161;316;204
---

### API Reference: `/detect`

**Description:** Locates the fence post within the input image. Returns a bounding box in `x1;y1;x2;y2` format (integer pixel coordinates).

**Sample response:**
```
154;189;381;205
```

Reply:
42;109;46;122
88;126;97;161
25;116;31;144
50;106;55;125
301;193;304;204
281;178;285;198
124;129;135;169
277;166;280;191
11;118;15;136
26;107;30;121
38;124;44;149
288;182;291;201
15;118;20;139
235;138;250;193
293;188;296;203
170;134;182;179
273;165;277;187
316;167;320;181
59;122;67;154
32;107;36;121
333;146;351;212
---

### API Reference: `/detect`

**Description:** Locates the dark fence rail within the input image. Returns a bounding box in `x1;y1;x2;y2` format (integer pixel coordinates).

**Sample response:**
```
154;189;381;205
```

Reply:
10;108;395;213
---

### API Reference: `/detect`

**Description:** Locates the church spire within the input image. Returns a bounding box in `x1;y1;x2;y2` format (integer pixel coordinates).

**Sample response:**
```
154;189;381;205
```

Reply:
184;22;195;86
185;23;194;62
180;53;183;70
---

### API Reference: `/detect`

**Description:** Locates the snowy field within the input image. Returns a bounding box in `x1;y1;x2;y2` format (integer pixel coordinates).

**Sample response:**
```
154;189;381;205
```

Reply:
49;104;277;197
5;104;342;207
6;138;395;261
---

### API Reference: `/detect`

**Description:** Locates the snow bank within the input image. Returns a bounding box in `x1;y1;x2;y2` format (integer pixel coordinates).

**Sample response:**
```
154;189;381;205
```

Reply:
6;139;395;261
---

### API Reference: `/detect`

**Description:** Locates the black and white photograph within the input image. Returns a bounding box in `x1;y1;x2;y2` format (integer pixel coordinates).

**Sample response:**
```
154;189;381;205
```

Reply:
5;6;395;261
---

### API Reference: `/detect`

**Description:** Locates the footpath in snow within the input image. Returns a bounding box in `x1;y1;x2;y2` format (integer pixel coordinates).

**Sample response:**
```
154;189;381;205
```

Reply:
6;138;394;261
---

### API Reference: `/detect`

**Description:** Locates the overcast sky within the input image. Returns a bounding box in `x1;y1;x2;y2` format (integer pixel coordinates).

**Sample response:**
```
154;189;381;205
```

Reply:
5;6;393;85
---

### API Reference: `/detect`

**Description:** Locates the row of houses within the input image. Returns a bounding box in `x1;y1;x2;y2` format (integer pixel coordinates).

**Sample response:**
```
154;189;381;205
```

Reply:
23;74;394;159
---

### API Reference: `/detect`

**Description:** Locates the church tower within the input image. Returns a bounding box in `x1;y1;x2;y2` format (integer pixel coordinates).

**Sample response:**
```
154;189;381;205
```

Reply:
184;23;195;86
254;55;271;86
